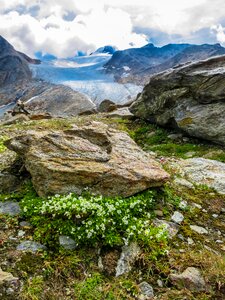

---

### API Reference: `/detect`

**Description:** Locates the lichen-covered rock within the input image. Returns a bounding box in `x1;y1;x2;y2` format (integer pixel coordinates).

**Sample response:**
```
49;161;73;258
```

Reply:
5;121;169;197
174;158;225;194
0;268;17;285
115;242;141;277
170;267;206;292
130;55;225;145
0;201;21;216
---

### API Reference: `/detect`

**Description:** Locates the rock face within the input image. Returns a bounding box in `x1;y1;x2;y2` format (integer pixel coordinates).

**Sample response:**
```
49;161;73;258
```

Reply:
0;35;32;86
5;121;169;197
105;43;225;84
130;55;225;145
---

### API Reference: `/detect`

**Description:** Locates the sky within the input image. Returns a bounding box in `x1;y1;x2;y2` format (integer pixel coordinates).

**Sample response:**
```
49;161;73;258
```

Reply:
1;0;225;58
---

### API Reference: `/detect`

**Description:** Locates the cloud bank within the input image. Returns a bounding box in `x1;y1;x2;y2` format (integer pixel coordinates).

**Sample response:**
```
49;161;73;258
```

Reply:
1;0;225;58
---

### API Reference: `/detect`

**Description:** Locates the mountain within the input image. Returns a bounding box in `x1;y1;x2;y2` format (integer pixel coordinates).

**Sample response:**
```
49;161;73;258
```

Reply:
104;43;225;84
0;35;33;86
91;45;117;55
0;36;95;118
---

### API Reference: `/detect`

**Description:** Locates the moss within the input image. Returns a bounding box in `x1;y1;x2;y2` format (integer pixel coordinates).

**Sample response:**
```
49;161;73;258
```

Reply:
177;117;193;127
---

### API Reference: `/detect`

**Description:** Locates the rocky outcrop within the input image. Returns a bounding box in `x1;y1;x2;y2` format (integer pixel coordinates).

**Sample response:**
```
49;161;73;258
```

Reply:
130;55;225;145
5;121;169;197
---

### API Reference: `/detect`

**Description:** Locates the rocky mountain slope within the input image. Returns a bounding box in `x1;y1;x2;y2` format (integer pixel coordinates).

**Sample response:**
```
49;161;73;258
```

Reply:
130;55;225;146
104;43;225;84
0;36;95;118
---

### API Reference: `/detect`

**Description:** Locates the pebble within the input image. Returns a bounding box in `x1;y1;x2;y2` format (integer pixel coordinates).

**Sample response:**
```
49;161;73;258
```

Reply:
171;211;184;224
17;230;25;237
16;241;46;252
179;200;188;209
0;201;21;216
190;225;208;234
139;282;154;299
59;235;77;250
187;237;194;245
154;210;163;217
157;279;163;288
212;214;218;218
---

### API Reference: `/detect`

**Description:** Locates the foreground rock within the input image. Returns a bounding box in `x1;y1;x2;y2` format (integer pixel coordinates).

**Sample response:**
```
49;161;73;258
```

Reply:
174;158;225;194
0;268;17;285
130;55;225;145
0;201;21;216
5;121;169;197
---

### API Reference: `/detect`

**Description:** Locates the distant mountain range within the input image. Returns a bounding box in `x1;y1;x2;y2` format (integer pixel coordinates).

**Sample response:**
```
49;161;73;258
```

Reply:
104;43;225;84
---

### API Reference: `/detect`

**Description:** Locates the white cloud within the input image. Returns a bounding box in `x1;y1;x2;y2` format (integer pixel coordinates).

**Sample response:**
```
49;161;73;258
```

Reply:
211;24;225;45
1;0;225;57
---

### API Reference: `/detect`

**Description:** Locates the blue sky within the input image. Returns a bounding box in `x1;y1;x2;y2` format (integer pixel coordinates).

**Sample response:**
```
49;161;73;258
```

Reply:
1;0;225;58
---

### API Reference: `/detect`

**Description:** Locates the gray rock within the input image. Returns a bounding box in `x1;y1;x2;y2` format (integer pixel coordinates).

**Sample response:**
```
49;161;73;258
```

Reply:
171;211;184;224
107;107;135;119
153;219;179;238
98;99;117;112
59;235;77;250
173;158;225;194
190;225;208;234
0;201;21;216
0;268;17;285
168;133;183;141
115;242;141;277
6;121;169;198
139;282;154;299
16;241;46;252
170;267;206;292
130;55;225;145
0;173;20;193
19;221;31;227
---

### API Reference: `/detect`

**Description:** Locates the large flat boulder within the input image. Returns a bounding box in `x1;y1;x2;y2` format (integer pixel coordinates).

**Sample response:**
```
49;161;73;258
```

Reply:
130;55;225;145
5;121;169;197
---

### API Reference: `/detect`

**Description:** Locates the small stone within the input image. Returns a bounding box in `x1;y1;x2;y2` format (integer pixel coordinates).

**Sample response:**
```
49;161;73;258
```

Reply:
215;240;223;244
98;257;104;271
6;287;15;295
170;267;206;292
212;214;218;218
0;268;17;285
178;234;184;241
154;210;163;217
221;245;225;251
168;133;183;141
191;225;209;235
157;279;163;288
221;208;225;213
192;203;202;209
16;241;46;252
19;221;31;227
202;209;207;213
0;201;21;216
17;230;25;237
187;237;194;245
190;225;208;234
115;242;141;277
171;211;184;224
153;219;179;238
184;151;196;158
59;235;77;250
179;200;188;209
139;282;154;299
182;137;190;143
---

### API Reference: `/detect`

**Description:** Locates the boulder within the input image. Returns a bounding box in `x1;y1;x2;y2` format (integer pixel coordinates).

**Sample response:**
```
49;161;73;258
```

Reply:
5;121;169;197
174;158;225;194
130;55;225;145
98;99;117;112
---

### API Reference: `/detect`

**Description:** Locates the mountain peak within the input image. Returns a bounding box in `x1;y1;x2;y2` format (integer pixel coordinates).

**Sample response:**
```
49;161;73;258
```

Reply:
91;45;118;55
